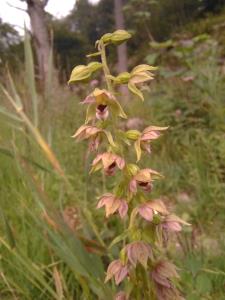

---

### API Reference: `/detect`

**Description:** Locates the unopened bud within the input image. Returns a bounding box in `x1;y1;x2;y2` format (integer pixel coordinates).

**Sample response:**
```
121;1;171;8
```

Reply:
119;248;127;265
101;30;131;46
125;130;141;140
68;62;102;84
114;72;131;84
126;163;139;176
101;33;113;44
110;30;132;45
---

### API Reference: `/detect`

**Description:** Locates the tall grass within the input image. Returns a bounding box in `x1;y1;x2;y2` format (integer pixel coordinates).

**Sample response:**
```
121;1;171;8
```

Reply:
0;36;111;300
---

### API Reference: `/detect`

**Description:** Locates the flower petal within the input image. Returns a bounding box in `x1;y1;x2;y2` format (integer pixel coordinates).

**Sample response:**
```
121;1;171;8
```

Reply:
118;200;128;218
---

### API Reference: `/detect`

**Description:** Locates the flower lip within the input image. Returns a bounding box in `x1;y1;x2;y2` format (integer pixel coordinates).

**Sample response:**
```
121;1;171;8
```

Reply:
96;104;109;120
97;104;108;112
138;181;149;187
82;88;127;122
105;162;117;176
138;181;153;192
91;152;125;175
109;162;116;169
129;168;161;194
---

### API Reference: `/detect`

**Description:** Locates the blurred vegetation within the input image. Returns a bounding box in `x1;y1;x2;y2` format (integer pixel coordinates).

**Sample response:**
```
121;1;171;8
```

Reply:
1;0;225;80
1;0;225;299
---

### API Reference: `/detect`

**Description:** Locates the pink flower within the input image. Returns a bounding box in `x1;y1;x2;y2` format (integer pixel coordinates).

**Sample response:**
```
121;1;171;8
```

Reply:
72;125;102;141
91;152;125;176
137;199;169;222
134;126;168;161
124;241;152;268
115;291;128;300
72;125;115;151
97;193;128;218
105;259;128;285
151;261;182;300
162;215;190;233
81;88;127;122
129;168;162;194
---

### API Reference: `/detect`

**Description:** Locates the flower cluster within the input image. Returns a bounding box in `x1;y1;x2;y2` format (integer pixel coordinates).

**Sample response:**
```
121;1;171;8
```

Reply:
69;30;189;300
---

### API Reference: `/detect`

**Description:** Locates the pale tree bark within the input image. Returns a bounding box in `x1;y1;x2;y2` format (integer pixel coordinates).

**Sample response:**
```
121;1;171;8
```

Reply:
114;0;128;100
23;0;51;89
114;0;128;73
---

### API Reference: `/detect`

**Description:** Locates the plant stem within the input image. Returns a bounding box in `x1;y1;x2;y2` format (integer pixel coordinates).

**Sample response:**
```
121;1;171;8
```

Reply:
100;41;113;93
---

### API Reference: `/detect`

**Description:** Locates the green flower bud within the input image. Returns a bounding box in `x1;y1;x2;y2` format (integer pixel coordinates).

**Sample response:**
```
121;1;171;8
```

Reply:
110;30;132;45
125;130;141;140
100;30;131;46
68;62;102;84
130;228;142;240
153;214;161;225
119;248;127;265
88;61;103;72
68;65;90;84
101;33;113;44
126;163;139;177
114;72;131;84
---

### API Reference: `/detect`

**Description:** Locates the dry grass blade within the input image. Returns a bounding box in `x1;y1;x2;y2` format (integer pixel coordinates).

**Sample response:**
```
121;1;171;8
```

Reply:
53;267;64;300
1;84;65;178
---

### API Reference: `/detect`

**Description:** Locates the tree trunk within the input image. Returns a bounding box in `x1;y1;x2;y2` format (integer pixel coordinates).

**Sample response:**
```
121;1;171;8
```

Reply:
114;0;128;100
114;0;128;73
26;0;51;89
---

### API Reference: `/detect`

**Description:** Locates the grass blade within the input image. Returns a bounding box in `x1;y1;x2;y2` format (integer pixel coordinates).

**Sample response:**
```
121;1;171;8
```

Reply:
24;27;39;127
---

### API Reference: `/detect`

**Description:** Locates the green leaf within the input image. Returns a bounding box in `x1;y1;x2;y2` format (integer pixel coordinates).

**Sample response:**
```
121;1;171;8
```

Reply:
145;53;159;65
196;273;212;294
24;27;39;127
185;255;202;276
150;39;174;49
